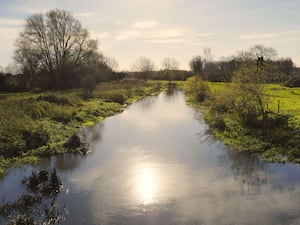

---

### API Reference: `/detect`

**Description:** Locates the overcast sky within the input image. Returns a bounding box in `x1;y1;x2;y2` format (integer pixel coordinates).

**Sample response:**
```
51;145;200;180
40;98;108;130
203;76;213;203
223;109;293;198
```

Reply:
0;0;299;70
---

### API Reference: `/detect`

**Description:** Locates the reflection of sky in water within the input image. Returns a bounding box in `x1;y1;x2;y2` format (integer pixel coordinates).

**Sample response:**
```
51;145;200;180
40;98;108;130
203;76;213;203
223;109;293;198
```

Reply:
1;90;300;225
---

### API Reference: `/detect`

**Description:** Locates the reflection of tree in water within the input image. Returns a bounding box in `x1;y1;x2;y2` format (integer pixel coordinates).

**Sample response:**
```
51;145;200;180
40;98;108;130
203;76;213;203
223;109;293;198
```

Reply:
0;169;65;224
218;147;272;189
51;154;86;172
166;85;176;96
138;95;156;112
194;112;272;189
80;122;104;145
164;86;179;102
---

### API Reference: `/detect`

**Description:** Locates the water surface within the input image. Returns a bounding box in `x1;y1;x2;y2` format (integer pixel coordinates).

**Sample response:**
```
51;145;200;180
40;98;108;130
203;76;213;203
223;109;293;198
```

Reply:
1;89;300;225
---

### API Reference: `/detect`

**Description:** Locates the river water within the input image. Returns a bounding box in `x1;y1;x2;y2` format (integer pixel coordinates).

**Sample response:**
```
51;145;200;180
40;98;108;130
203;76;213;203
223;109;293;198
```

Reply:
1;89;300;225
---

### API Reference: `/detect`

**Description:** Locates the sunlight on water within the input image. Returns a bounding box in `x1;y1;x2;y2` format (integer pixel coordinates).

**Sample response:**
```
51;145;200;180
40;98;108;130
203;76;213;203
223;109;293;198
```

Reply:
136;164;160;205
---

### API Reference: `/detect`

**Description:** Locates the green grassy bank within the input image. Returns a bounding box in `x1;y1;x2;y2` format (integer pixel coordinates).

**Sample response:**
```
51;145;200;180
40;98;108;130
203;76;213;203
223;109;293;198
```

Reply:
186;81;300;163
0;80;166;176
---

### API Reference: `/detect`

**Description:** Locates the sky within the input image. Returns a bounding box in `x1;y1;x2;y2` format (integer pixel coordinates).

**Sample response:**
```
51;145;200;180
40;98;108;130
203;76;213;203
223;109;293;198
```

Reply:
0;0;299;71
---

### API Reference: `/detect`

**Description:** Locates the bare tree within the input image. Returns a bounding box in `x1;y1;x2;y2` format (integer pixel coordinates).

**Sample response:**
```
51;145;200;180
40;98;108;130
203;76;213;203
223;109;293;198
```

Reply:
15;9;98;76
132;57;155;80
161;57;179;71
132;57;155;72
203;47;213;64
161;57;179;81
189;56;203;75
249;44;277;61
105;57;119;72
5;63;20;75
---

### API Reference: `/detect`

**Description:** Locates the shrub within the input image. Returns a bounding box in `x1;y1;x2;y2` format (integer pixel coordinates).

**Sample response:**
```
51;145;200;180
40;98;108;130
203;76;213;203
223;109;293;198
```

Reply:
284;76;300;87
184;76;210;102
22;125;49;150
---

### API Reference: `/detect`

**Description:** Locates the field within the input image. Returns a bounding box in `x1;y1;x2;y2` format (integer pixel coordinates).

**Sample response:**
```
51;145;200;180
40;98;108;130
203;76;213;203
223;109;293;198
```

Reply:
204;82;300;163
0;80;166;176
206;82;300;127
264;84;300;129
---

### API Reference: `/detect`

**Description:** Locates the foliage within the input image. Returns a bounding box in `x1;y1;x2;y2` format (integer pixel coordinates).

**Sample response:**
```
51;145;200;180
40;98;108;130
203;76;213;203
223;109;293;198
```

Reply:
284;76;300;87
184;76;210;102
0;80;166;176
191;82;300;163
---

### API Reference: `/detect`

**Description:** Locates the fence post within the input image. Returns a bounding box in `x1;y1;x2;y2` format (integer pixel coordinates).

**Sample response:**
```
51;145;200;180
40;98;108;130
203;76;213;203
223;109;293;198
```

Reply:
277;100;280;113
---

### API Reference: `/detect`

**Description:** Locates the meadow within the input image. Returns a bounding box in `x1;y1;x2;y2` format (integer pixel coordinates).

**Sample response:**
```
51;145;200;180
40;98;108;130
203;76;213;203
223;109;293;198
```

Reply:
204;82;300;163
0;80;166;176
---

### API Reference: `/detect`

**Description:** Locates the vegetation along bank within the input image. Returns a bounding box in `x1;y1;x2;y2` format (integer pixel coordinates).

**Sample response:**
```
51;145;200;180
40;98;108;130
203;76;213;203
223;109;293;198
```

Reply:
0;80;166;176
184;74;300;163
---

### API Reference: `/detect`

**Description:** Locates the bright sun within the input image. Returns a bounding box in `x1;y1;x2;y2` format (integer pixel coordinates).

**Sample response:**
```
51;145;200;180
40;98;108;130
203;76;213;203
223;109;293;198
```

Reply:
136;164;160;205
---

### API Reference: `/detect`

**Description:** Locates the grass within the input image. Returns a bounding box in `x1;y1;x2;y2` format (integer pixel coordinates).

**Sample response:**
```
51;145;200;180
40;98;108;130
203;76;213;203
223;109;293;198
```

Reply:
264;84;300;129
187;82;300;163
0;80;167;176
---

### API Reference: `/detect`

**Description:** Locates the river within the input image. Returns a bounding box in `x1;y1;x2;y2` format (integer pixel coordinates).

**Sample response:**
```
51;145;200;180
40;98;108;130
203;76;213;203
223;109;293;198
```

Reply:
1;89;300;225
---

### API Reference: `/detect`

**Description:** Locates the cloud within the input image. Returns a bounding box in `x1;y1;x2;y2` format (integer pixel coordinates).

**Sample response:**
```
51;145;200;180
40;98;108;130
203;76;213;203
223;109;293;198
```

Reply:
237;33;278;40
132;20;158;29
0;18;24;27
74;12;96;18
90;31;111;40
115;21;215;45
115;26;186;41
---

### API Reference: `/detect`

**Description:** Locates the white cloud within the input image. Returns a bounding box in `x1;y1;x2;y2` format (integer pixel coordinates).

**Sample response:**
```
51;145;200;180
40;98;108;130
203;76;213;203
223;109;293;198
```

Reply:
0;18;24;27
15;5;49;14
115;21;215;45
90;31;111;40
115;26;186;41
132;20;158;29
74;12;96;18
237;33;278;40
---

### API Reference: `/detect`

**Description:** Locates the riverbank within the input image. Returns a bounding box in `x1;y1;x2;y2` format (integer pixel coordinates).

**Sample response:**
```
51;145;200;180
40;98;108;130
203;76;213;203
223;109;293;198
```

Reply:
185;82;300;163
0;80;167;176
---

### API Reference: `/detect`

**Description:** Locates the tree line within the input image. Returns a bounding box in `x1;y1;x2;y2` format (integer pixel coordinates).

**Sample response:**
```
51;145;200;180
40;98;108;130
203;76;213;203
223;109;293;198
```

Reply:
189;46;299;85
0;9;299;93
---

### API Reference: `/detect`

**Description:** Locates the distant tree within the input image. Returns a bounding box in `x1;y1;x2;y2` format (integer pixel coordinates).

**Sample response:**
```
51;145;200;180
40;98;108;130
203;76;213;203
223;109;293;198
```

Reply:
189;56;203;75
105;57;119;72
235;45;279;82
275;58;294;76
203;47;213;63
5;63;20;75
161;57;180;81
15;9;103;89
132;57;155;80
202;47;216;80
161;57;179;71
249;44;277;61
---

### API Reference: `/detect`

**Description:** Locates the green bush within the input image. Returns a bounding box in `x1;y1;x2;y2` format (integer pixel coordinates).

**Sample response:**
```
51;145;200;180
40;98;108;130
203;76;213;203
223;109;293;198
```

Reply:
184;76;210;102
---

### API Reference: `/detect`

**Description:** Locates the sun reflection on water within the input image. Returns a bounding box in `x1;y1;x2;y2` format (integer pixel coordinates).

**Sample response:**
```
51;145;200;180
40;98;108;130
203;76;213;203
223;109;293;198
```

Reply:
136;164;160;205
